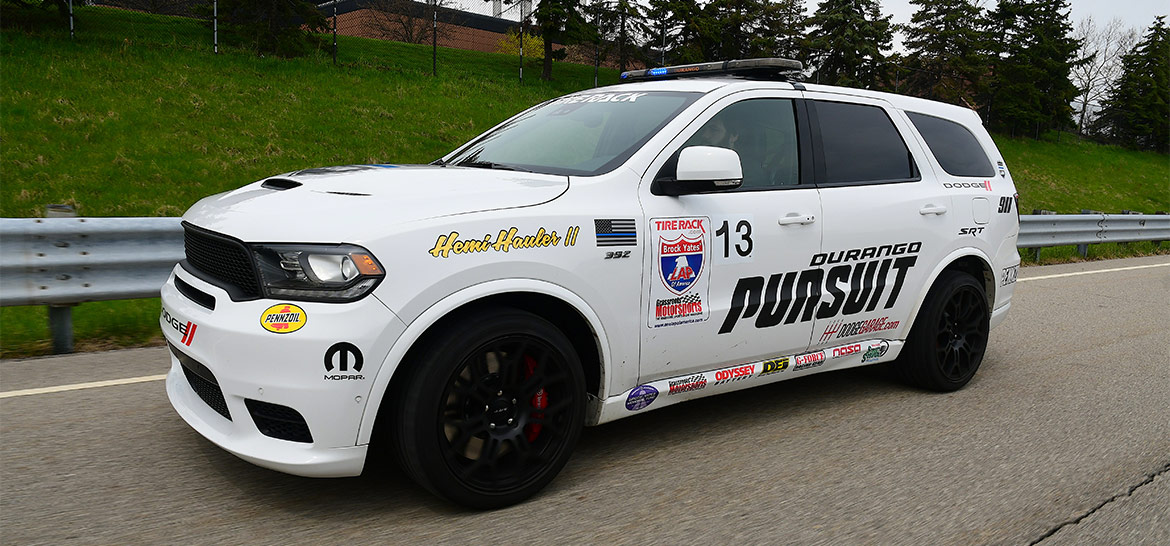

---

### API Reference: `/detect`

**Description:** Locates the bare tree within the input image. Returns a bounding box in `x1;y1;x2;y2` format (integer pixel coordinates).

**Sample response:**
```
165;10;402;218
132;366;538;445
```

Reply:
365;0;455;45
1071;16;1139;134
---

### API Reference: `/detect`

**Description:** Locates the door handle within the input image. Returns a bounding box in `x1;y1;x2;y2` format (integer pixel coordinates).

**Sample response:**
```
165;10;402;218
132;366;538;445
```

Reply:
777;214;816;225
919;204;948;215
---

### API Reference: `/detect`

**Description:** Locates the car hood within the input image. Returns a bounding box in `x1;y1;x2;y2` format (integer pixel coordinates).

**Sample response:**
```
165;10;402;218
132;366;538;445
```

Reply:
182;165;569;243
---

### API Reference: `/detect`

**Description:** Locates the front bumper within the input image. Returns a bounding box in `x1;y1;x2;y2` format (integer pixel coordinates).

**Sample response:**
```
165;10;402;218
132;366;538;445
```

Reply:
161;265;406;477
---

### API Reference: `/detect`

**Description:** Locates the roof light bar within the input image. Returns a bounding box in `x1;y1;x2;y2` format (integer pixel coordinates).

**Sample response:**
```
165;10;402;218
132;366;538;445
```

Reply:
621;58;804;82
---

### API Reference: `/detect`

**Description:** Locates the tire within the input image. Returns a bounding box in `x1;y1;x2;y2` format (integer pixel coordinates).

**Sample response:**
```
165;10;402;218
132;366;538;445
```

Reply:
893;270;989;391
392;307;586;509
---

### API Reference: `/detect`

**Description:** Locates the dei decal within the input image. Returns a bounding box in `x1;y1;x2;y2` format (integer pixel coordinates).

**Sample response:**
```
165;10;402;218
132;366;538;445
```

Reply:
261;304;307;334
429;226;580;258
719;242;921;334
649;217;711;328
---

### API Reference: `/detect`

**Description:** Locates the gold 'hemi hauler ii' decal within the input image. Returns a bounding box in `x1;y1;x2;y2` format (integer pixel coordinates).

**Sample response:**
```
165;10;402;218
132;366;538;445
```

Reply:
429;226;580;258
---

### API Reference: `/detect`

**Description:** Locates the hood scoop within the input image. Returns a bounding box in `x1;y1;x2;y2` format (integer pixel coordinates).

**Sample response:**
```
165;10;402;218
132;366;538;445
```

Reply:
262;178;302;191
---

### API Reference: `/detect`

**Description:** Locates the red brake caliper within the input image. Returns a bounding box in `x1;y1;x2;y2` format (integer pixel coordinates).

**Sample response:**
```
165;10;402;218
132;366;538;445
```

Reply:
523;355;546;442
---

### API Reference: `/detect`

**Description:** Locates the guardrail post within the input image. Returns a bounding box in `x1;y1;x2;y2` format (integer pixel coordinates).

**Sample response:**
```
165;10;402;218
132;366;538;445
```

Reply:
1031;209;1057;261
45;204;78;354
1157;212;1166;248
1079;209;1103;258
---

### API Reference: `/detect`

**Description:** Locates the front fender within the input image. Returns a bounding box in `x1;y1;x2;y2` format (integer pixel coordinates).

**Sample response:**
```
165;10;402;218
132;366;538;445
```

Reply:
356;279;613;445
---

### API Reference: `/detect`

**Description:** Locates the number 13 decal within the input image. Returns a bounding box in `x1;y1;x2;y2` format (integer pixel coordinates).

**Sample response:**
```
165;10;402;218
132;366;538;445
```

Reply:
716;218;753;260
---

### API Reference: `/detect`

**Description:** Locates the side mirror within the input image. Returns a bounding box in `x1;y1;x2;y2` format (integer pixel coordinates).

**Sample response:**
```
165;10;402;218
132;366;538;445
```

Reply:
653;146;743;196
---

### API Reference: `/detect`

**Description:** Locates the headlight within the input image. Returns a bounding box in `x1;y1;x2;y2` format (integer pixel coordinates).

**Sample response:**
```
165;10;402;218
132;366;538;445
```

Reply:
251;243;385;303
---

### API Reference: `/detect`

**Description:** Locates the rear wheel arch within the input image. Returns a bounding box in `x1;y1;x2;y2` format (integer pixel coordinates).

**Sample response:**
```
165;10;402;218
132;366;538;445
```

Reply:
904;249;994;336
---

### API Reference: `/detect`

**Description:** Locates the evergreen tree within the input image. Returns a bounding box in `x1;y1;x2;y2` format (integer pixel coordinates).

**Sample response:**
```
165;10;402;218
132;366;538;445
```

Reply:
986;0;1082;137
1095;17;1170;152
806;0;893;88
216;0;327;57
533;0;590;80
646;0;706;64
903;0;991;108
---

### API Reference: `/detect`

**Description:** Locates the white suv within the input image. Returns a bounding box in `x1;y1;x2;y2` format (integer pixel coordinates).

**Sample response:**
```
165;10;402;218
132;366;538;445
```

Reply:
160;59;1020;508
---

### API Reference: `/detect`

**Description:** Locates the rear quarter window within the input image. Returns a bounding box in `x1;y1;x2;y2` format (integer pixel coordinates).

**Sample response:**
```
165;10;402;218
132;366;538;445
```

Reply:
907;112;995;177
814;100;917;184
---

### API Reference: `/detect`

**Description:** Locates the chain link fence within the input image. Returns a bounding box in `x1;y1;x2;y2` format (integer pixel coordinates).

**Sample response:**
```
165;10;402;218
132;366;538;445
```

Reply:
10;1;639;82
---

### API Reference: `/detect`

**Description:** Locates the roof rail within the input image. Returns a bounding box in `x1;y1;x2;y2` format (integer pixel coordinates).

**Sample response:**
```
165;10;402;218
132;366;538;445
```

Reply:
620;58;803;83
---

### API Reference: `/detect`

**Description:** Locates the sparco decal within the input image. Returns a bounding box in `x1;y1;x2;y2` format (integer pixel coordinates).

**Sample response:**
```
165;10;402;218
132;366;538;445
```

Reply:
161;307;197;346
428;226;580;258
792;351;825;371
668;374;707;395
862;341;890;364
261;303;307;334
818;316;900;343
831;344;861;358
758;357;789;377
713;364;755;385
719;242;920;334
626;385;658;411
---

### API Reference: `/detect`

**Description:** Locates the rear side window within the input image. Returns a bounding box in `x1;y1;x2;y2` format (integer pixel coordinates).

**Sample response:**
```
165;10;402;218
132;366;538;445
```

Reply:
907;112;995;177
814;101;916;184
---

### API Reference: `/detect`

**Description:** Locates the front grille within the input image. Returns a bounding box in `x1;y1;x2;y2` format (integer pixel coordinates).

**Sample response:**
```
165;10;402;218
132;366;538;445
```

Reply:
171;343;231;421
245;399;313;443
182;222;261;299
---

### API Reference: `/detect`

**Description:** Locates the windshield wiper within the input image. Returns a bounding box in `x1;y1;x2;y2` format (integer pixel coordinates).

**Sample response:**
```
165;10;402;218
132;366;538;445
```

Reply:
455;160;530;172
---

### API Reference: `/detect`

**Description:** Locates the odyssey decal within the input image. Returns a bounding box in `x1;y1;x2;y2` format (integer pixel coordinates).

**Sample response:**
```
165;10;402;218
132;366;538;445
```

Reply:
712;364;755;386
818;316;899;343
626;385;658;411
261;303;307;334
758;357;789;377
720;242;920;334
649;217;710;328
792;351;826;371
862;340;890;363
429;226;580;258
668;374;707;395
161;307;198;346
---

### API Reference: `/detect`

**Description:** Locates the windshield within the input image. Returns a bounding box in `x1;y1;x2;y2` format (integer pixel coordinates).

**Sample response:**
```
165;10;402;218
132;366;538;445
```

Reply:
444;91;700;176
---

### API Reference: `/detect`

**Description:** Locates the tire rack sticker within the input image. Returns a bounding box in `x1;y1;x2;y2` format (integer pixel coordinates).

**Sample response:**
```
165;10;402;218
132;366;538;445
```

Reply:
649;217;711;328
622;339;897;412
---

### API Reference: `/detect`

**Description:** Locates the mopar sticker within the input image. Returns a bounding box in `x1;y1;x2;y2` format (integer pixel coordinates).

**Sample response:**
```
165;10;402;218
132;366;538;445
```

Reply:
626;385;658;411
324;342;364;381
260;303;307;334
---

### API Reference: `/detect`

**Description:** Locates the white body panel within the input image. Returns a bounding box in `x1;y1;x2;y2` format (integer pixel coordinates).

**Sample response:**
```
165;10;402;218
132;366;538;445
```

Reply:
162;76;1018;478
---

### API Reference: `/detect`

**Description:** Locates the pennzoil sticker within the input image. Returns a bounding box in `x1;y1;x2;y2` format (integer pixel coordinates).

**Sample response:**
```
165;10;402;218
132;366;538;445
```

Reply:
649;217;710;328
260;303;307;334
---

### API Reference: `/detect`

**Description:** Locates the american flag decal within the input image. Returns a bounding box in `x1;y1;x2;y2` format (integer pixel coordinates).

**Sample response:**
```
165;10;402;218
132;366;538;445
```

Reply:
594;219;636;247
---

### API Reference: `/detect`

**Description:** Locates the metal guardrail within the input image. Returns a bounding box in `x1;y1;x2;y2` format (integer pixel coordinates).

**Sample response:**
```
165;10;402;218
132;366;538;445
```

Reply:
0;213;1166;353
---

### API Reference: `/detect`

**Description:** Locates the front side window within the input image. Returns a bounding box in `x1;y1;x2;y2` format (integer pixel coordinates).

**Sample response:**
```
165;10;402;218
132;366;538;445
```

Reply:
682;99;800;189
814;100;917;184
907;112;995;177
445;91;700;176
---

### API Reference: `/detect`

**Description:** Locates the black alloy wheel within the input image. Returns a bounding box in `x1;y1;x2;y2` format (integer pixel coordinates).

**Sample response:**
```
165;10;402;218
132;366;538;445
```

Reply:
392;308;585;509
894;270;989;391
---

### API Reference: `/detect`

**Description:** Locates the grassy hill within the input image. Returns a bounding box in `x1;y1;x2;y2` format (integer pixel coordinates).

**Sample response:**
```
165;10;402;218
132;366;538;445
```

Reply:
1;6;1166;357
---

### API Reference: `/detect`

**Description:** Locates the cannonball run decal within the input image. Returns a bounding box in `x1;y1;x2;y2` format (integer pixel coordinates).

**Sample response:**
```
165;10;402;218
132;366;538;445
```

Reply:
626;385;658;411
719;242;921;335
260;303;308;334
161;306;198;346
428;226;580;258
649;217;710;328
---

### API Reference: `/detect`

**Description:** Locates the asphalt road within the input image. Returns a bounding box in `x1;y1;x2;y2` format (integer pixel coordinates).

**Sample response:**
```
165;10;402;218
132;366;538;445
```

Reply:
2;256;1168;545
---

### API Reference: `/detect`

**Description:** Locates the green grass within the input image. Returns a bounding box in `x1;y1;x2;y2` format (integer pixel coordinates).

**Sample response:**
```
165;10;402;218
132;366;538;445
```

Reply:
1;5;1167;358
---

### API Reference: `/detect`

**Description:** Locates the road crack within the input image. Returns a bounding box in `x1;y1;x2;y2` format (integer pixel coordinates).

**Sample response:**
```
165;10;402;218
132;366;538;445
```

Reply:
1031;461;1170;544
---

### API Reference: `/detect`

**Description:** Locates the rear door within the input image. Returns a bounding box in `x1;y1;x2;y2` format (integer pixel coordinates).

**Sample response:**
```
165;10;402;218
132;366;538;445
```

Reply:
802;94;955;353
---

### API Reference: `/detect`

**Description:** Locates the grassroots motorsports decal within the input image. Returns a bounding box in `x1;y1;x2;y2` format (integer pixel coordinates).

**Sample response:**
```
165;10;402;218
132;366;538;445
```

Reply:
649;217;711;328
260;303;307;334
429;226;580;258
668;374;707;395
161;306;198;346
720;242;921;334
626;385;658;411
